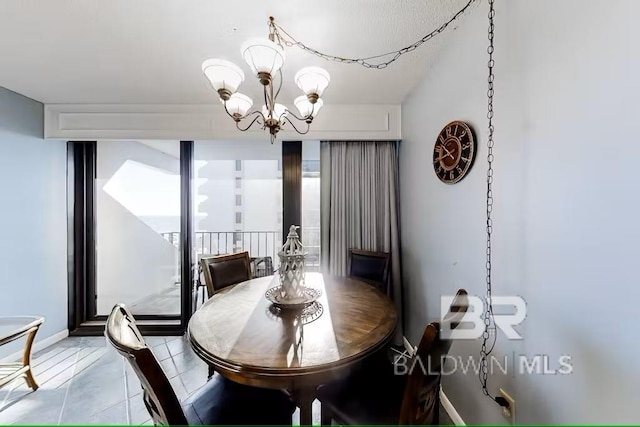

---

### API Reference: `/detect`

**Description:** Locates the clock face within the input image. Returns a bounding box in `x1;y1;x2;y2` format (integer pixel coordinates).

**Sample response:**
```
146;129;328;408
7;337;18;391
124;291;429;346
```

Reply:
433;121;476;184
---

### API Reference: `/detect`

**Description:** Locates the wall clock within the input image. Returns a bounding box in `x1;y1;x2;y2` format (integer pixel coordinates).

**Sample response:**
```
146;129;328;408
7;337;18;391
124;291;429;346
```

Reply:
433;120;476;184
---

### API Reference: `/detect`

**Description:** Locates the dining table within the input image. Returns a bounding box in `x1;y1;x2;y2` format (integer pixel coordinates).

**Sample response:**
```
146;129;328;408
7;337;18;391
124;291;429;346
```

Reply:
188;272;397;425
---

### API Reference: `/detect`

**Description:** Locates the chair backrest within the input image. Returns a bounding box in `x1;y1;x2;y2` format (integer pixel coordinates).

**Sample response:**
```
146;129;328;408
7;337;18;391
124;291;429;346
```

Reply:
348;248;391;291
398;289;468;425
105;304;187;426
200;251;252;298
250;256;275;278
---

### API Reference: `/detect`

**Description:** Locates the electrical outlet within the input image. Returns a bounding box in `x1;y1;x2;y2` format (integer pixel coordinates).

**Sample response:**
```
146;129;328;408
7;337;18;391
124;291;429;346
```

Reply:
499;388;516;424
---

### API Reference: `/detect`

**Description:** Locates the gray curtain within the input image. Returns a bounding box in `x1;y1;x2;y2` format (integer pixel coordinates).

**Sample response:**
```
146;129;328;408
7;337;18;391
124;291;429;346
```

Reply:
320;141;403;344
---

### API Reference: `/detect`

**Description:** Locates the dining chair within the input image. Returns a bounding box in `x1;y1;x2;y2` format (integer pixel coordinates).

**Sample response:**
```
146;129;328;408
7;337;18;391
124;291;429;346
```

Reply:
200;251;252;298
250;256;275;278
105;303;295;425
317;289;469;425
194;254;218;306
348;248;391;292
195;262;207;305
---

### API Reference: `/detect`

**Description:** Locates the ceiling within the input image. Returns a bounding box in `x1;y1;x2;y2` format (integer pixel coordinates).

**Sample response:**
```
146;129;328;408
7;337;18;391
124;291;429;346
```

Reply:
0;0;474;105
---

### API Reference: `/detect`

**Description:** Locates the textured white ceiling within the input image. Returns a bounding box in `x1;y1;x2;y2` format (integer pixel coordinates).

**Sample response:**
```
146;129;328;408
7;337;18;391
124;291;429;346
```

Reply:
0;0;476;105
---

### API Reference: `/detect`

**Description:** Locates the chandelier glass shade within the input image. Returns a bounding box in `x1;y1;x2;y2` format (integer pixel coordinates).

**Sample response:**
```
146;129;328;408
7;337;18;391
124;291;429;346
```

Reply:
295;67;331;97
241;38;285;76
201;59;245;99
224;93;253;118
294;96;323;118
202;18;330;143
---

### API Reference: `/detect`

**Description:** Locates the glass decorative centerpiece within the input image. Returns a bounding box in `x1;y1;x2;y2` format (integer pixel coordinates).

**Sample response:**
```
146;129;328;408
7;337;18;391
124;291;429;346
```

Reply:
265;225;321;308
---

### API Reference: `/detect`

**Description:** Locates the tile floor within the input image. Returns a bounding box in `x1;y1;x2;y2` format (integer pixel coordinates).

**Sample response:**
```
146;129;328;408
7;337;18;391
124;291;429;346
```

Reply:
0;335;453;425
0;335;320;425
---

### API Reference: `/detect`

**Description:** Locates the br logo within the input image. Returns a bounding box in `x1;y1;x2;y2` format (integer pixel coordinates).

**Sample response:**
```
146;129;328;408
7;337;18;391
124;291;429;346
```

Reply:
440;295;526;340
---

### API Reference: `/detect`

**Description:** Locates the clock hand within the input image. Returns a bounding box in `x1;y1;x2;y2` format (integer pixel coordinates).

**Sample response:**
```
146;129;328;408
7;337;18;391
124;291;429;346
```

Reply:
441;146;455;160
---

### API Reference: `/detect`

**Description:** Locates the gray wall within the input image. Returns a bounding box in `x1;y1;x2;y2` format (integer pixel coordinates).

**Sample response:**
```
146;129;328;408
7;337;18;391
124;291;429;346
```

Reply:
400;0;639;423
0;87;67;358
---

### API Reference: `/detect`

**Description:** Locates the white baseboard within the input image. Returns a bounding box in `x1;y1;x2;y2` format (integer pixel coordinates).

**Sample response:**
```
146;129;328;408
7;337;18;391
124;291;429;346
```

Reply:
0;329;69;363
402;336;465;426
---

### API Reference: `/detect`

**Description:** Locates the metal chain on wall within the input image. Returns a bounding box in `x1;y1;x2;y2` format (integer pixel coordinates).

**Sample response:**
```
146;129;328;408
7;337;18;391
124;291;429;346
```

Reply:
478;0;506;407
271;0;477;69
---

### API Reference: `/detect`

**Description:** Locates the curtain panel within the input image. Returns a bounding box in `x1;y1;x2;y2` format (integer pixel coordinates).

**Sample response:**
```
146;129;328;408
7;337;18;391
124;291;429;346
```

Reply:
320;140;403;343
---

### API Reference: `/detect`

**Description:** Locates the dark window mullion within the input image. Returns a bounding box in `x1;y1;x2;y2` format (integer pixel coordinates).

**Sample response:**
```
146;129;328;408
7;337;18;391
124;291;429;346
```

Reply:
67;141;97;332
85;142;97;320
180;141;194;325
282;141;302;243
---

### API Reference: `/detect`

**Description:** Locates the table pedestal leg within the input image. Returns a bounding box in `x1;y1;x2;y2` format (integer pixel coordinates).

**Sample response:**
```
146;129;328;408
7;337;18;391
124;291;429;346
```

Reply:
292;387;315;426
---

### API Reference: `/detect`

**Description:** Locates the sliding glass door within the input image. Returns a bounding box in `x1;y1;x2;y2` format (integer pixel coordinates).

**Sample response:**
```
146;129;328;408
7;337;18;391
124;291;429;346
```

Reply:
95;141;182;317
194;140;283;270
67;140;191;333
68;139;320;334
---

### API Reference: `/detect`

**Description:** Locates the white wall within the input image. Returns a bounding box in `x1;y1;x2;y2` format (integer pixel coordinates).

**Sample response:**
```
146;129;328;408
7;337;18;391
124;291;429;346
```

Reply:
95;192;179;314
400;0;640;424
0;88;67;358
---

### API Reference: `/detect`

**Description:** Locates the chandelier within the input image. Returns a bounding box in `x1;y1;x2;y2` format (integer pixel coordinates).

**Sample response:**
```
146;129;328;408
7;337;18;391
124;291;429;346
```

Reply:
202;17;331;143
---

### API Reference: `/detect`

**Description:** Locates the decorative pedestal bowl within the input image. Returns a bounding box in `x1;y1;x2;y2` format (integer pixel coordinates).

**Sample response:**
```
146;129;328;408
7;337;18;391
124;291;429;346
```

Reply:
265;285;322;309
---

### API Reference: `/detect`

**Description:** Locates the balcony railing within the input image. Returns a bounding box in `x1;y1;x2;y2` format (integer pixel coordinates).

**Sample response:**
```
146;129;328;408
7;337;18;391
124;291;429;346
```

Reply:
160;230;320;268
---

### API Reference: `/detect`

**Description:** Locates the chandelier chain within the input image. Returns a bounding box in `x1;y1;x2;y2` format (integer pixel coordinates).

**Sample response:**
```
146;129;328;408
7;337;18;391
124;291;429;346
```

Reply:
271;0;477;69
479;0;497;402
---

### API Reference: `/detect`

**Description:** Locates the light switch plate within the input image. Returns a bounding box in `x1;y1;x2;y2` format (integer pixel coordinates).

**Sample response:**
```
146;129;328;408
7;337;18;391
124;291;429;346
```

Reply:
499;388;516;424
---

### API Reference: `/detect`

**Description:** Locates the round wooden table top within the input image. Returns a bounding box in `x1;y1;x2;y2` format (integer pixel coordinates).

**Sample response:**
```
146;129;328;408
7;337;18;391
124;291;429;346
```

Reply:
188;272;397;390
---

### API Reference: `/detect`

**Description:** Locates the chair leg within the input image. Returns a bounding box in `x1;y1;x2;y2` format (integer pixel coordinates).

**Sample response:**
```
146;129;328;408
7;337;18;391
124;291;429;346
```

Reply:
207;365;215;380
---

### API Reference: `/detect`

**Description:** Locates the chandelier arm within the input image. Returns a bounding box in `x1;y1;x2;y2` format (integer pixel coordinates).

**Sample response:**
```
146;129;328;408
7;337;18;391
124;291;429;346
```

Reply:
282;115;310;135
222;103;235;121
263;85;271;114
222;102;260;122
234;111;264;132
274;68;283;101
269;78;276;112
283;108;312;123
